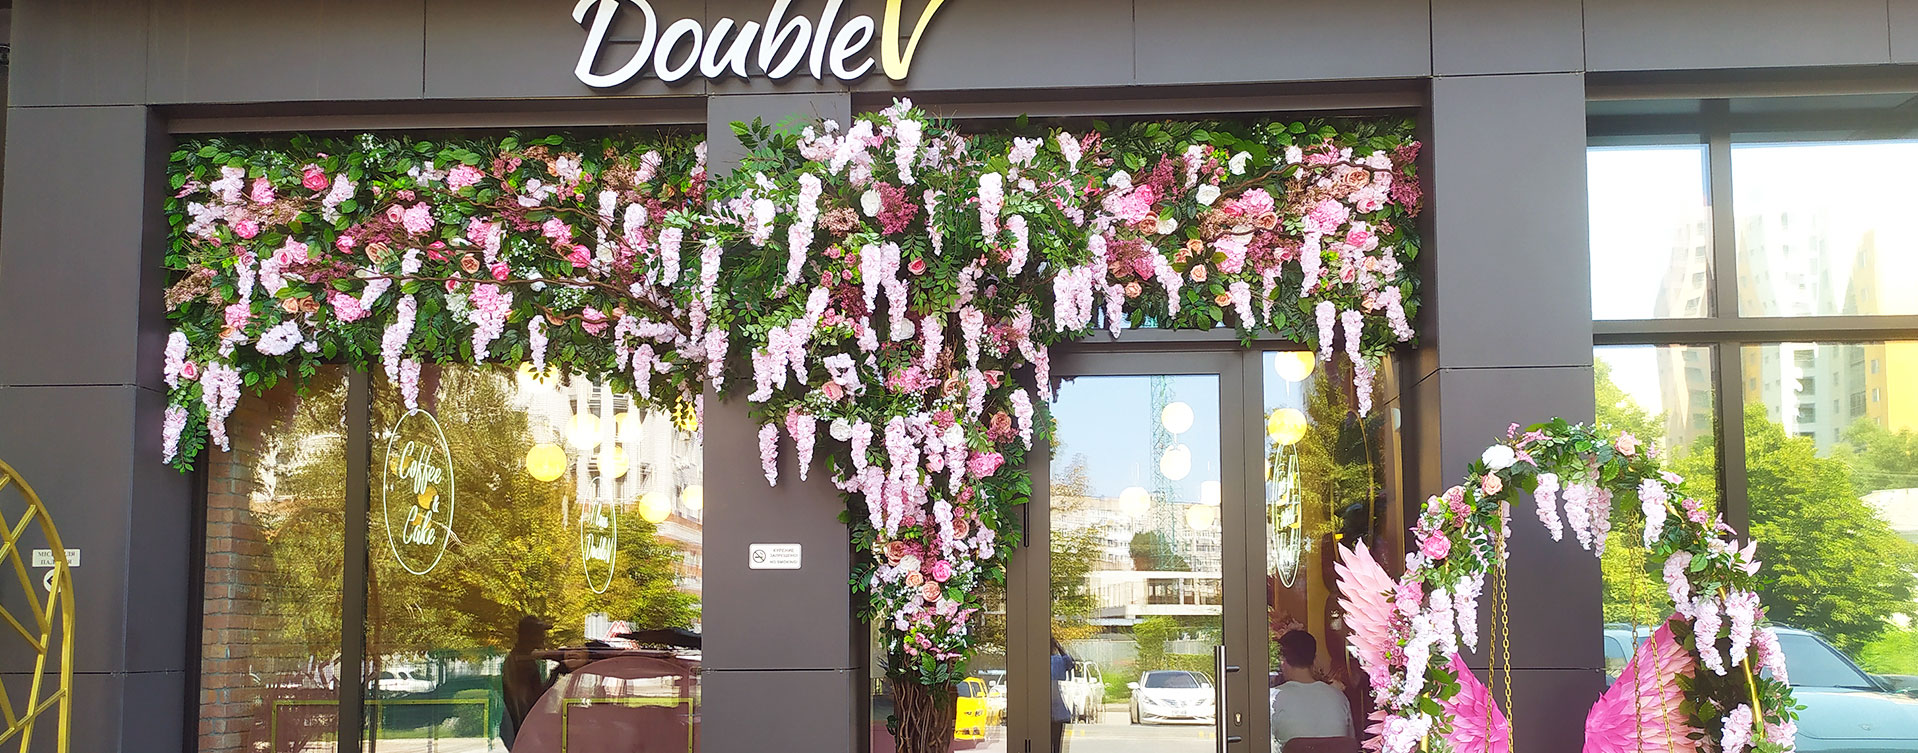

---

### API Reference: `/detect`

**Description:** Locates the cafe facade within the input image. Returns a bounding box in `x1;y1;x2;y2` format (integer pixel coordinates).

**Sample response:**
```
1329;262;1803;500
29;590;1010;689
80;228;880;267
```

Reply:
1;1;1917;752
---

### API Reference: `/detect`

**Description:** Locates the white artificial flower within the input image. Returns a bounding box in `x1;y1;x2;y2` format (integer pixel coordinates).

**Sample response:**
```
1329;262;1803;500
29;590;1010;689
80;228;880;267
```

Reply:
1155;217;1178;235
861;189;883;217
1229;151;1251;175
829;417;854;442
1481;444;1517;470
1196;185;1221;206
1107;171;1132;191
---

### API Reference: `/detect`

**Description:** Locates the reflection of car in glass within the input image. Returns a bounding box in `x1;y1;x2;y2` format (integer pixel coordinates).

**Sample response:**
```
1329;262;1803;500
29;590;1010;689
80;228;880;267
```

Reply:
1605;624;1918;750
1128;670;1215;725
956;677;991;742
372;668;435;694
1063;661;1104;723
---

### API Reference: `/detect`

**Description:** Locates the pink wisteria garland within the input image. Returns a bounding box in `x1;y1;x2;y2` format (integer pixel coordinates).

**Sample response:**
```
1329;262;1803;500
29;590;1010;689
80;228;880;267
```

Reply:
703;103;1421;694
162;132;711;468
162;106;1426;720
1336;419;1799;753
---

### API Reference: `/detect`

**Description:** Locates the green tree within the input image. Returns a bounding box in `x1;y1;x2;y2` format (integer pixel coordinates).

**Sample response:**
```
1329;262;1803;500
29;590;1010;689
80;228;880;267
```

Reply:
1839;418;1918;496
1743;404;1918;653
1049;454;1106;643
1595;357;1684;626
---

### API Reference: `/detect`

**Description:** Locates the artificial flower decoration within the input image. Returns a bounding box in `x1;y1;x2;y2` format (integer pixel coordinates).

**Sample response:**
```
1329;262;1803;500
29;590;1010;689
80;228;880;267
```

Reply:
1336;420;1798;753
162;102;1424;753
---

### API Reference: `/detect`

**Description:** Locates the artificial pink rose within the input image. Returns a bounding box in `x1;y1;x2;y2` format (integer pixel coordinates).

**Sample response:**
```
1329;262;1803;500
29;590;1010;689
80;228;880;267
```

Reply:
328;291;369;322
232;218;260;239
447;164;484;190
1190;264;1208;282
542;218;570;241
458;255;481;275
301;165;328;191
884;540;908;563
280;297;303;314
920;582;943;602
427;241;449;261
908;257;927;275
967;451;1004;479
566;244;591;269
1480;472;1503;496
385;204;406;224
905;571;925;588
1124;282;1142;299
581;308;609;335
223;302;252;330
249;176;276;205
179;362;201;381
1442;485;1465;506
950;518;970;540
335;235;358;254
401;203;435;235
929;560;954;583
1420;532;1451;560
1615;432;1640;457
983;370;1003;388
821;381;846;401
489;261;510;281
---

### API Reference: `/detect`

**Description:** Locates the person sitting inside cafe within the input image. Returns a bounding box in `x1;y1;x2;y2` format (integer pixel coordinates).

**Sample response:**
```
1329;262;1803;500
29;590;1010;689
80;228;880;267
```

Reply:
1270;629;1355;751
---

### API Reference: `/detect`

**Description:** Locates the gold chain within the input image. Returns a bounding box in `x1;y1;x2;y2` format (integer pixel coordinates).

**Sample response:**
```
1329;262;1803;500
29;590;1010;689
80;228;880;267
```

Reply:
1496;525;1514;753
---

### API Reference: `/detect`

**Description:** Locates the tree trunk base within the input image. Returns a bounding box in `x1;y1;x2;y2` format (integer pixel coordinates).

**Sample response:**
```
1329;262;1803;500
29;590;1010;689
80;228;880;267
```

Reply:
892;680;958;753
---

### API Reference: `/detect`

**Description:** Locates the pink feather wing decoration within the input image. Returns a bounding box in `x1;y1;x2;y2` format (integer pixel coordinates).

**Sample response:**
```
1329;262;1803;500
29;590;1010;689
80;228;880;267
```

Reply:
1583;623;1701;753
1334;543;1400;691
1440;654;1511;753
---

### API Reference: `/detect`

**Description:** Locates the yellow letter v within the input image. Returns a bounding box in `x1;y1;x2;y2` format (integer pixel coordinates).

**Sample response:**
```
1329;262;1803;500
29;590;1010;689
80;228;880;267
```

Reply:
881;0;946;81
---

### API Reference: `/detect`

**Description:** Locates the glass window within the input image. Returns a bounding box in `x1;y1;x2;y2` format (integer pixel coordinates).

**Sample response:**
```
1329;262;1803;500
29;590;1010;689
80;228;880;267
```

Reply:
1741;342;1918;692
1732;141;1918;317
365;366;702;751
199;367;347;753
1260;351;1394;747
1588;145;1713;320
1593;345;1718;636
1050;374;1222;751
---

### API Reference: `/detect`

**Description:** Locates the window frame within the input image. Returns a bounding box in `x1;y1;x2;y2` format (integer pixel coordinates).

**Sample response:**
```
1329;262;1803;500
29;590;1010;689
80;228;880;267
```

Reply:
1590;96;1918;545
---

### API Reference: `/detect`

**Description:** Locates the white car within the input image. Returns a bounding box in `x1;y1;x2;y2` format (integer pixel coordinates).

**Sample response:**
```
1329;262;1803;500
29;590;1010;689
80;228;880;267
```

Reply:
372;668;435;694
1128;670;1215;725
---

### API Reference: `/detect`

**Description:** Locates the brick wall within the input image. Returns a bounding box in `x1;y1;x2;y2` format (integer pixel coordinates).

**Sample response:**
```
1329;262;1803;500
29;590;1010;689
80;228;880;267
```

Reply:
198;383;341;753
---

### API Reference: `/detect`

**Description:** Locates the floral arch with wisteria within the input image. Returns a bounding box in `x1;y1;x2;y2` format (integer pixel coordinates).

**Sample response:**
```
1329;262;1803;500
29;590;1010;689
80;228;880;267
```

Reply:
1335;419;1798;753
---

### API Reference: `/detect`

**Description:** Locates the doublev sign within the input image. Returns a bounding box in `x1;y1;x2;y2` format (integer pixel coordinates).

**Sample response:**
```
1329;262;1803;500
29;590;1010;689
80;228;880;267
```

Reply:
572;0;947;86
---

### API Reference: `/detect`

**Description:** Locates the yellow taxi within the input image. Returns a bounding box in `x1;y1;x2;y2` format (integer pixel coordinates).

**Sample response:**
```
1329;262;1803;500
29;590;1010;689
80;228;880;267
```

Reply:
954;677;991;742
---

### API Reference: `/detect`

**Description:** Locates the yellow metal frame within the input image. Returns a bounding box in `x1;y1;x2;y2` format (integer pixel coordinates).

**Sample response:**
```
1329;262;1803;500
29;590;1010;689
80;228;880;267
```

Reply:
558;696;694;753
271;697;493;750
0;459;75;753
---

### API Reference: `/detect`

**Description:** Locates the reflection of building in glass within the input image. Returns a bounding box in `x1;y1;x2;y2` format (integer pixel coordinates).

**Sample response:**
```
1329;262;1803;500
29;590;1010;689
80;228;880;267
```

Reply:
1649;213;1716;452
1053;492;1223;627
1732;221;1918;450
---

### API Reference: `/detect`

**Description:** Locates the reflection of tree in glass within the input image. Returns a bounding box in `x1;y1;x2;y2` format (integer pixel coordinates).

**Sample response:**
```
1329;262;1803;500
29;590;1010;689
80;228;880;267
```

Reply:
366;367;697;669
255;368;350;682
1293;362;1379;551
1596;359;1918;659
1049;455;1104;644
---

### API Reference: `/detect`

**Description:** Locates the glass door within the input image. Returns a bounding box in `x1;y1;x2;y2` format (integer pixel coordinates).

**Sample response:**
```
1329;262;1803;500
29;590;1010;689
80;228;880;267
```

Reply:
1042;351;1247;753
1031;348;1400;753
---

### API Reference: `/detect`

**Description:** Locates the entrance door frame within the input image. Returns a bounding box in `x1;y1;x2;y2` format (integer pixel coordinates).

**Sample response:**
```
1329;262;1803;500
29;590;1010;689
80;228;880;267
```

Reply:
1008;342;1287;753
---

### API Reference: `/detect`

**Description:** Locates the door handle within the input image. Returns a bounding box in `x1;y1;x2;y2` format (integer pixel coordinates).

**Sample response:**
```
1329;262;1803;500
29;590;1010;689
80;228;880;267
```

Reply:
1214;646;1241;751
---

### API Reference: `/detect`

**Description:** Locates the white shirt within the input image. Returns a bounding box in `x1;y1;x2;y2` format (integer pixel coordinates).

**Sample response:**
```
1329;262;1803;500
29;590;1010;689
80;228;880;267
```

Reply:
1269;680;1354;747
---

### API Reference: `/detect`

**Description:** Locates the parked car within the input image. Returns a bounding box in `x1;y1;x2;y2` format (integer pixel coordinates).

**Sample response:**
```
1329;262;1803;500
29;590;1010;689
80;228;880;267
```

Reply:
371;667;435;695
1605;624;1918;750
1061;660;1104;723
1128;670;1215;725
955;677;992;743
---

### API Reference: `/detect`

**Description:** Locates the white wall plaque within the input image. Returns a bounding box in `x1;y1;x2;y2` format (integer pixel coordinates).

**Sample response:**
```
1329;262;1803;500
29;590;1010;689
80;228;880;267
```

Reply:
748;543;802;570
31;549;79;568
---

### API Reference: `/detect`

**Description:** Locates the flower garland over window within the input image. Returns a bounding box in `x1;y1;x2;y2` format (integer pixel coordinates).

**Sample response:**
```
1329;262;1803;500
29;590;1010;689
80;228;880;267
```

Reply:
1336;420;1798;753
163;102;1421;750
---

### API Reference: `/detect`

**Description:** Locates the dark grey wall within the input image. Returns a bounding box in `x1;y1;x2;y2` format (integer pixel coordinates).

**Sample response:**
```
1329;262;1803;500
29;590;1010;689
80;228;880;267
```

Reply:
3;1;1915;751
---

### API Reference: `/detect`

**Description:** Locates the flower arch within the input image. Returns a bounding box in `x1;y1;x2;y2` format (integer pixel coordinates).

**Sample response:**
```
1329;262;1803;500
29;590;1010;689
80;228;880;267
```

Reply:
161;103;1423;752
1335;419;1799;753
